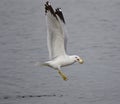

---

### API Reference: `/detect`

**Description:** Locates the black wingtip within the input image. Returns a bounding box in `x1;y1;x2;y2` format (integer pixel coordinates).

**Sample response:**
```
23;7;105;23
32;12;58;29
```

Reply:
45;1;50;14
55;8;65;24
45;1;57;18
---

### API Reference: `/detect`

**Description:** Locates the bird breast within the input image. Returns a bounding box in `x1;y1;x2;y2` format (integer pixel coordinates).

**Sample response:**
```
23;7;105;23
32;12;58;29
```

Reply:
49;55;75;68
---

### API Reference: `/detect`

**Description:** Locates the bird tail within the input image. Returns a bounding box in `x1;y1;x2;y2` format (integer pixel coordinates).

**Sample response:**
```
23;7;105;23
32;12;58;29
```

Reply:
35;62;49;67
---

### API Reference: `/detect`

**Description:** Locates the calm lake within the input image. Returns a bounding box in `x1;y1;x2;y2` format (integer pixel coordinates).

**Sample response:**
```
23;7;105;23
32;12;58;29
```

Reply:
0;0;120;104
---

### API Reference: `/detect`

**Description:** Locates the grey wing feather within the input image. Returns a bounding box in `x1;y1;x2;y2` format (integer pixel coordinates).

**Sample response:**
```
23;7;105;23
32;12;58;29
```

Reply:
55;8;68;51
45;1;67;59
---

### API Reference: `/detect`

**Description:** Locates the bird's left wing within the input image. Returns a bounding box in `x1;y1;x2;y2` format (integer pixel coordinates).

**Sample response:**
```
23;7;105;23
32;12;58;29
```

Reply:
45;1;67;59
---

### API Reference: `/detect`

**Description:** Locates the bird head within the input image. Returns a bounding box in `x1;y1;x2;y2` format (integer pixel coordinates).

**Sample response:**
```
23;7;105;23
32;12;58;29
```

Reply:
74;55;84;64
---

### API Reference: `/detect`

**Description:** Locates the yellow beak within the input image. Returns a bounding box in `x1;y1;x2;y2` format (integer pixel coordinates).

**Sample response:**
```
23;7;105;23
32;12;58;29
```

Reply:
79;58;84;64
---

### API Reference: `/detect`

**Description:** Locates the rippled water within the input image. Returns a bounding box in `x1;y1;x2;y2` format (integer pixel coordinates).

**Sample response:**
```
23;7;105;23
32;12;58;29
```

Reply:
0;0;120;104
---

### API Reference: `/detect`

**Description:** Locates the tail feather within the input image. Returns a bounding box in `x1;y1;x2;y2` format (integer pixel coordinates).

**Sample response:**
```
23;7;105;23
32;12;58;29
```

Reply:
35;62;49;67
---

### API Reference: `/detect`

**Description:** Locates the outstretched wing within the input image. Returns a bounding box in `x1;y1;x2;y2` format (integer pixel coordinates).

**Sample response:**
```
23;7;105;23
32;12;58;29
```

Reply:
45;1;67;59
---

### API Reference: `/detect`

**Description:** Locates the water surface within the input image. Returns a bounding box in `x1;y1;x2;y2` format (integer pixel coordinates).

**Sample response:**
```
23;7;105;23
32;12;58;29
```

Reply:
0;0;120;104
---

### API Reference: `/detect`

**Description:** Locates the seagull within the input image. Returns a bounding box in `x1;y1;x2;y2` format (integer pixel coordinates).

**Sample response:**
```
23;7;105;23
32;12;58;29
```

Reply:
39;1;84;81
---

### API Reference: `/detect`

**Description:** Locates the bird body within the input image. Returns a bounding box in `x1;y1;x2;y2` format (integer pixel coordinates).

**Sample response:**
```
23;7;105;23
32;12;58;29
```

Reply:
44;55;76;69
37;1;84;80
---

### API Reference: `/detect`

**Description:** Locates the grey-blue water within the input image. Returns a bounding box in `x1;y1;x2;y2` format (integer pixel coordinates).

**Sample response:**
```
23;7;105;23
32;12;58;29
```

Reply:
0;0;120;104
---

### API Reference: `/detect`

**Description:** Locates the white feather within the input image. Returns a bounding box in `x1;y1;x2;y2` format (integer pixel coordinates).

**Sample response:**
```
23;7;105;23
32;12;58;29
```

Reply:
45;8;67;59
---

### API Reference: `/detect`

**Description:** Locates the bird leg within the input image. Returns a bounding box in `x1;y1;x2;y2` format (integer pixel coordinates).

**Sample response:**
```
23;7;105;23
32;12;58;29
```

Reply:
58;70;68;81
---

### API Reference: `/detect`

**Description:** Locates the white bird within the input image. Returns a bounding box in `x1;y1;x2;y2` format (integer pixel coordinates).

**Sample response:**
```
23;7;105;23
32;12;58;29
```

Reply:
39;1;84;81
